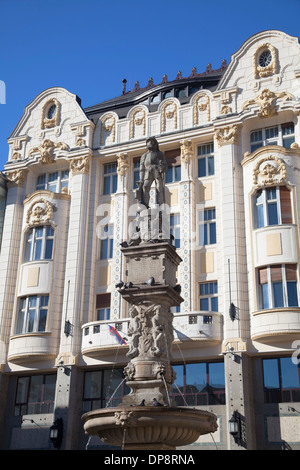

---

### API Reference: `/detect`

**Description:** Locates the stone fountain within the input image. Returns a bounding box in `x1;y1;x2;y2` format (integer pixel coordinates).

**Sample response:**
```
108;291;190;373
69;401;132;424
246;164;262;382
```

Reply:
82;137;218;450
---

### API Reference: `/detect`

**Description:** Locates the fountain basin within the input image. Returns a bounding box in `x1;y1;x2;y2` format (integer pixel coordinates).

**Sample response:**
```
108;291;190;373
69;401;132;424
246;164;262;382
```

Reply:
82;406;218;450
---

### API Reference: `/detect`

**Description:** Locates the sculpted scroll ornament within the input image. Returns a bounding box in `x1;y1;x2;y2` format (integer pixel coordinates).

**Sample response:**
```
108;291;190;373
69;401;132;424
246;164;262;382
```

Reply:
242;88;293;117
26;198;54;226
6;169;27;187
253;44;278;79
130;108;146;138
161;101;177;132
70;155;90;174
180;139;193;167
215;125;239;146
28;139;69;164
253;156;287;186
117;153;129;179
101;115;116;144
41;99;61;129
193;93;210;124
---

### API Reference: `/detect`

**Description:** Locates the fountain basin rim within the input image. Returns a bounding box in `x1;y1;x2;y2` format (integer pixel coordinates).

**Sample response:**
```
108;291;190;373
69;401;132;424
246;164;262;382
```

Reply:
82;405;218;434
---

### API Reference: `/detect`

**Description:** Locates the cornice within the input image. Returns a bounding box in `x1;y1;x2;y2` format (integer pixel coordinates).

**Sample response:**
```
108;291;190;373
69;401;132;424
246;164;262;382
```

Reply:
241;144;300;167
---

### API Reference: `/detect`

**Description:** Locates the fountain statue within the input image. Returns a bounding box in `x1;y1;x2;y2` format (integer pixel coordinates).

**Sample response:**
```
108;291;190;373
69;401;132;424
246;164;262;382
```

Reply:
82;137;218;450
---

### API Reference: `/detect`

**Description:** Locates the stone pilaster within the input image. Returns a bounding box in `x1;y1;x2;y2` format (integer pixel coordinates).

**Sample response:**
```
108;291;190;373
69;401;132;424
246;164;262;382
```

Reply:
59;165;90;356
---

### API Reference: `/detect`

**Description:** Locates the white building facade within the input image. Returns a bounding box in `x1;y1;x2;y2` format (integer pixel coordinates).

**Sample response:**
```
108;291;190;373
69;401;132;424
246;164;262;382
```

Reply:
0;30;300;450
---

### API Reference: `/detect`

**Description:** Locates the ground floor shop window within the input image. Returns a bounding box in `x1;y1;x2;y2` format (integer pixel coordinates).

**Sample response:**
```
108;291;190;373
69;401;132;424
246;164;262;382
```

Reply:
14;374;56;416
263;357;300;403
82;368;130;412
170;361;225;406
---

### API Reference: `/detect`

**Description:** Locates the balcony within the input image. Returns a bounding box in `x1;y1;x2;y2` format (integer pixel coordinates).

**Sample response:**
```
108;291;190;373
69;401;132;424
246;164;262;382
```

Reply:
7;332;56;363
81;312;223;356
251;307;300;342
173;312;223;345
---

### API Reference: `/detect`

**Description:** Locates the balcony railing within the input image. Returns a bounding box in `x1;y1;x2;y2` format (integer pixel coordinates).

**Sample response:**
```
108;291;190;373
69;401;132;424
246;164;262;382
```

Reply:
81;312;223;356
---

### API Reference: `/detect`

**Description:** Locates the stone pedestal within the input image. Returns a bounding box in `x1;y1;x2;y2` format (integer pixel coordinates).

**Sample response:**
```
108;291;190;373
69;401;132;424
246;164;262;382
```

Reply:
119;242;182;406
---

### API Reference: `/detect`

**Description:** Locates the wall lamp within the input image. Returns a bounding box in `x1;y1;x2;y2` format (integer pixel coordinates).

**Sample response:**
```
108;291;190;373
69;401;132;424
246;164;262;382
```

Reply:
49;418;63;449
229;411;241;444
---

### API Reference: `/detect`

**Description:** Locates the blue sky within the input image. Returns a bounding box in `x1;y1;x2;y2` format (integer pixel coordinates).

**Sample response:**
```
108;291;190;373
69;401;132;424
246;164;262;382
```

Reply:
0;0;300;169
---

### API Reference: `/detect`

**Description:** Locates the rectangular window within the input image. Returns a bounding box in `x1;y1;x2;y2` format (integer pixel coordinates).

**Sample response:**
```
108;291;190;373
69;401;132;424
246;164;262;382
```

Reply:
258;264;298;309
254;186;292;228
197;143;214;177
96;293;111;321
250;123;295;152
24;226;54;262
199;281;218;312
199;208;216;245
166;165;181;183
165;149;181;184
170;362;225;406
83;368;130;412
133;159;140;189
263;357;300;403
170;214;180;249
36;170;69;193
103;162;117;195
14;374;56;416
16;295;49;334
100;224;114;260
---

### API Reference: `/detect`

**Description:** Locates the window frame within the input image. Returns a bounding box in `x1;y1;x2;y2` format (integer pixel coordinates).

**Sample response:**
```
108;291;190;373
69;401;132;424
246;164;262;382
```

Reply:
36;170;69;193
24;225;55;262
16;295;50;334
250;123;295;152
170;361;226;406
14;373;56;416
99;224;114;260
197;143;214;178
83;368;129;411
262;357;300;403
103;162;118;195
170;213;180;249
198;208;216;245
199;281;218;312
254;185;292;229
96;293;111;321
258;264;299;310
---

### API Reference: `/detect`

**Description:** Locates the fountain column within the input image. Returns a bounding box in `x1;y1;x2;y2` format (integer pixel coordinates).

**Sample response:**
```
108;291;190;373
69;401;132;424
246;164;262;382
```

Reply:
119;240;183;407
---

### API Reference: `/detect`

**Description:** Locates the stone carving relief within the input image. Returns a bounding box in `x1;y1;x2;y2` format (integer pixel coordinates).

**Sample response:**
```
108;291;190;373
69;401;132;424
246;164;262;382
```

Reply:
161;100;177;132
8;135;29;161
215;125;239;146
101;115;116;145
220;105;232;115
41;98;61;129
242;88;293;117
26;198;54;226
70;155;90;174
193;93;210;124
253;43;278;79
116;152;129;179
130;108;146;139
253;155;287;186
5;169;27;187
180;139;193;167
28;139;69;164
126;303;173;361
114;411;136;426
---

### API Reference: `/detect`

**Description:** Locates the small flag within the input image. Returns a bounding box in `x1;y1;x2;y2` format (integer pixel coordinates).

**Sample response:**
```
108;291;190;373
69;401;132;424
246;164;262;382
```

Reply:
108;325;127;345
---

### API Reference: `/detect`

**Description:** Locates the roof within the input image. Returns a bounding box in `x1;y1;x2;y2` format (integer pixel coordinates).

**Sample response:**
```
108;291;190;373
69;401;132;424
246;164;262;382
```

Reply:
84;61;227;120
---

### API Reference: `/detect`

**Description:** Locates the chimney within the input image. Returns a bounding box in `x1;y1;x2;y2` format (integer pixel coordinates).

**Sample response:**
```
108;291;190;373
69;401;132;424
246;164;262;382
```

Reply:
122;78;127;94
